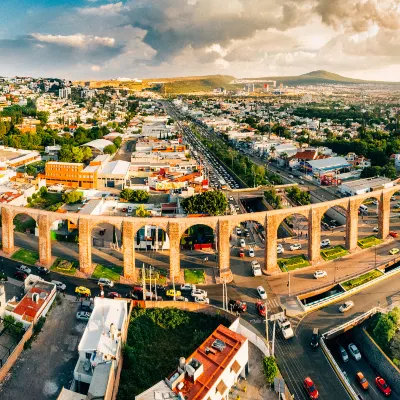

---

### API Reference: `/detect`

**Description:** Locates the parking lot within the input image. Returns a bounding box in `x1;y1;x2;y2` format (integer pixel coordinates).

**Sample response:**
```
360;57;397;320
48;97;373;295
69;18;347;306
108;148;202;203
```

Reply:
0;296;81;400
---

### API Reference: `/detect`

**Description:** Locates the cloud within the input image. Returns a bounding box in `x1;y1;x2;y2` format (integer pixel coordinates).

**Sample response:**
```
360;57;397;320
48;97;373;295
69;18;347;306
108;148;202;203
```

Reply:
91;65;101;71
78;2;124;16
30;33;115;48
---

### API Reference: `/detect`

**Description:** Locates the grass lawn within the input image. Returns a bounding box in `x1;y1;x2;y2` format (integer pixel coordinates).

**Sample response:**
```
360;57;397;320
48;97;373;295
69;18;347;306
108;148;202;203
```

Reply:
184;268;206;284
321;245;349;261
358;235;383;249
92;264;123;281
137;268;167;285
11;248;39;265
51;259;77;276
342;269;383;291
118;307;229;400
278;255;310;271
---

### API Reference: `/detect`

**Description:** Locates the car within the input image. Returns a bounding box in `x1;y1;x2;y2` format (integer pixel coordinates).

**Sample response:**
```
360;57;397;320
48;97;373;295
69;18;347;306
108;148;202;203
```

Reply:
194;296;210;304
180;283;195;292
107;292;121;299
238;248;245;257
127;206;133;213
356;372;369;390
229;196;234;201
311;328;319;348
37;266;50;275
18;265;31;274
14;270;27;280
300;180;305;185
303;377;319;399
348;343;361;361
339;301;354;313
257;285;267;300
372;200;378;205
99;228;106;236
313;270;327;279
175;296;189;302
228;299;247;313
320;239;331;248
236;227;242;235
394;204;400;209
239;238;246;247
290;243;302;251
256;300;266;316
98;278;114;288
288;174;294;179
391;196;396;201
191;288;207;298
277;244;284;254
76;311;91;321
278;317;294;339
80;300;93;312
244;228;250;237
339;345;349;362
248;247;255;257
251;260;262;276
389;231;398;238
75;286;91;296
375;376;391;396
166;289;181;298
389;248;399;255
373;226;379;232
52;280;66;292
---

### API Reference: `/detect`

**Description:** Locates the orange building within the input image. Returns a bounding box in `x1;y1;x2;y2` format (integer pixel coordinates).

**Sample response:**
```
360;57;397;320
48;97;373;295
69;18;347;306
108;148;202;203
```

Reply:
40;161;98;189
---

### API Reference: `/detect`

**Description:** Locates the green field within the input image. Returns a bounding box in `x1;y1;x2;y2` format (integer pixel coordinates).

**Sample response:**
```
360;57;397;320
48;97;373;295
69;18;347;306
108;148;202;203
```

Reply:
11;248;39;265
184;269;206;284
92;264;123;281
278;255;310;271
342;270;383;291
321;245;349;261
117;307;229;399
358;235;383;249
51;259;77;276
137;267;167;285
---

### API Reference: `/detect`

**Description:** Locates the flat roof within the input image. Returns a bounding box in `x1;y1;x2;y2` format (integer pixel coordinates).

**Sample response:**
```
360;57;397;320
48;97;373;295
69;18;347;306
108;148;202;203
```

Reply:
341;176;392;190
307;156;351;171
83;165;100;173
99;160;130;176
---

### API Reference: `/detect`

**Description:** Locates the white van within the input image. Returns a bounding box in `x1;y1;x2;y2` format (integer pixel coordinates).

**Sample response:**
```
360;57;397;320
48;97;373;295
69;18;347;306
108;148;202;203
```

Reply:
127;206;134;213
359;204;368;213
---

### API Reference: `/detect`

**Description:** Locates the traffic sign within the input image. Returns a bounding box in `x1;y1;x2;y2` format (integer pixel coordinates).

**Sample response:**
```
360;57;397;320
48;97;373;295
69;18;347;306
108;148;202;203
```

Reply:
274;377;285;393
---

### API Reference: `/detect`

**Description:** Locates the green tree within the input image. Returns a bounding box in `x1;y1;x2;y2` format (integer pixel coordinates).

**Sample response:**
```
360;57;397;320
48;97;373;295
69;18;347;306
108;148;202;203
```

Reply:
262;356;278;385
39;186;48;196
264;189;282;209
120;188;134;201
114;136;122;148
103;144;117;154
181;191;228;216
120;189;149;203
25;164;36;176
62;190;83;204
135;204;151;217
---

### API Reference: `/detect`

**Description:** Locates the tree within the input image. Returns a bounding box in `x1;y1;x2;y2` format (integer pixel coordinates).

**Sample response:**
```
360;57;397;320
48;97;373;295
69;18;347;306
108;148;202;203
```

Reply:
62;190;83;204
103;144;117;154
120;189;149;203
39;186;48;196
181;191;228;216
264;189;282;209
25;164;36;176
114;136;122;148
286;187;311;205
372;311;398;352
262;356;278;385
135;204;151;217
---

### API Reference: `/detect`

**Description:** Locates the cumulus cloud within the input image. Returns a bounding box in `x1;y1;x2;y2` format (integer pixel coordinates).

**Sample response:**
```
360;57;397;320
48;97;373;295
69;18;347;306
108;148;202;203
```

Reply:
30;33;115;48
78;2;124;16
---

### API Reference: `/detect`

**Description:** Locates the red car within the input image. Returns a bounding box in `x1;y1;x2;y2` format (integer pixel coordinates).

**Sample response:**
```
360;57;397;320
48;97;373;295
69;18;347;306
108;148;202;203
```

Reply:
304;377;319;399
107;292;121;299
389;231;398;238
375;377;391;396
256;300;266;317
238;248;244;257
14;270;27;280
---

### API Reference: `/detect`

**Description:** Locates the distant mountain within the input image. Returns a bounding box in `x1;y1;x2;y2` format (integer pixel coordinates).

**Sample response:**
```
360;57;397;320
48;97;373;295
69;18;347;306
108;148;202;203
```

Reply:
243;70;399;86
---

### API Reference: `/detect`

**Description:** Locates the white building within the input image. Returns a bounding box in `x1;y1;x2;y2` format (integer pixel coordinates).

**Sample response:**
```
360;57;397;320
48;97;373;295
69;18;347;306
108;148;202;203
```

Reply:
59;87;71;99
340;177;394;196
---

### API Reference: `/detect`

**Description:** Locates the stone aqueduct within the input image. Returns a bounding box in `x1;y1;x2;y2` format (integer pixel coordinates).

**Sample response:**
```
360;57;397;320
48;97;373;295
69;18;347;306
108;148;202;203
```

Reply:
0;185;398;281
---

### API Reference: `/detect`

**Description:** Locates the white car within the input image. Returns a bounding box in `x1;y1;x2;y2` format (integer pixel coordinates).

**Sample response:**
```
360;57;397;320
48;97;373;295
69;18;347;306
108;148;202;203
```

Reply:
372;200;378;205
240;238;246;247
251;261;262;276
229;196;234;201
248;247;255;257
320;239;331;248
191;289;207;298
314;270;327;279
52;280;66;292
194;297;210;304
180;283;195;292
373;227;379;232
257;285;267;300
288;174;294;179
236;227;242;235
339;301;354;313
348;343;361;361
18;265;31;274
277;244;284;254
98;278;114;288
290;243;302;251
76;311;91;321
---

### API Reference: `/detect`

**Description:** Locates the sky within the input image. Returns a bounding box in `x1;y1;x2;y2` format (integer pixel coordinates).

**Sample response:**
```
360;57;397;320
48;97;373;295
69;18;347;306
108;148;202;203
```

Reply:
1;0;400;81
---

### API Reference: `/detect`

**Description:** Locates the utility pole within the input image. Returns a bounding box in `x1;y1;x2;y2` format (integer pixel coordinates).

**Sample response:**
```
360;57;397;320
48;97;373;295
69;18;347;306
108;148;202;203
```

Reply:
172;274;176;301
224;277;228;310
271;320;276;356
222;277;225;310
265;296;269;352
142;263;146;301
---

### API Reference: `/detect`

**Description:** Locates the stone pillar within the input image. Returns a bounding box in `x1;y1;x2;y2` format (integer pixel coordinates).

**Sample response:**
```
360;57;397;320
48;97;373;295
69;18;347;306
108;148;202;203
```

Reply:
378;192;391;239
168;221;181;281
308;208;321;264
265;214;279;273
38;214;52;266
218;220;232;281
78;218;92;274
2;207;14;254
346;199;359;251
122;220;136;280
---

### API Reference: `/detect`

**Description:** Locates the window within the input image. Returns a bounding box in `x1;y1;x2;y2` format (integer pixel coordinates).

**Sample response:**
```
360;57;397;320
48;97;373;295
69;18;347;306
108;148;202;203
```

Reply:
85;352;92;360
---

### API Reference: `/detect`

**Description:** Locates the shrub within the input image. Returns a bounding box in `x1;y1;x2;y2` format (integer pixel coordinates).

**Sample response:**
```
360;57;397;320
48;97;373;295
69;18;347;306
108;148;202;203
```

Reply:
262;356;278;385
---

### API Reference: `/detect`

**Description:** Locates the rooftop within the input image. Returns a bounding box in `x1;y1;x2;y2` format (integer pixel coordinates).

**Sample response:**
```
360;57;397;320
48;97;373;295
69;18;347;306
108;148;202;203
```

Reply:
307;156;351;171
82;139;114;152
99;160;131;176
341;176;393;190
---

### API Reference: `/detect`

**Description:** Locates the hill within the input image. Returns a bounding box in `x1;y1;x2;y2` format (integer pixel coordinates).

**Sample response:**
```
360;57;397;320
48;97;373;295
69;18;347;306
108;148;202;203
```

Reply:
242;70;399;86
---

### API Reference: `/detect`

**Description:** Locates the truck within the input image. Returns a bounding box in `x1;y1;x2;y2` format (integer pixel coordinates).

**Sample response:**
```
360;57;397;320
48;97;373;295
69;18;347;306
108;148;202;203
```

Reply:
277;317;294;339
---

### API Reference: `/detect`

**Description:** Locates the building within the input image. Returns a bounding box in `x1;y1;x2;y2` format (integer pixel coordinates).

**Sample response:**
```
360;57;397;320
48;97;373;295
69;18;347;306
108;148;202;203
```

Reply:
97;160;130;190
59;87;71;99
340;177;394;196
58;297;129;400
136;324;248;400
306;156;352;178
